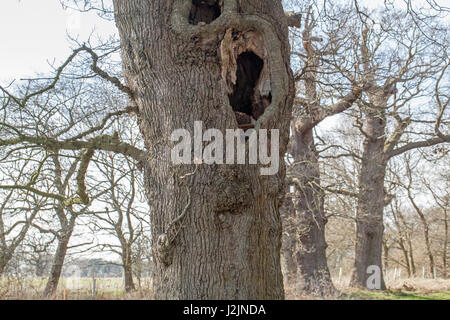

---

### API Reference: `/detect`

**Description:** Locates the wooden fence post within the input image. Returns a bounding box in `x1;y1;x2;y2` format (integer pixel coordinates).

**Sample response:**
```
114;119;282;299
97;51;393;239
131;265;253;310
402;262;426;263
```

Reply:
91;267;96;300
92;278;96;299
338;267;342;284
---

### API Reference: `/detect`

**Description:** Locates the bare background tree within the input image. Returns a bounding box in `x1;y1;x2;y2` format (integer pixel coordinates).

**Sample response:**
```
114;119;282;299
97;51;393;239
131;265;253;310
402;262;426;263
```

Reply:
89;136;150;293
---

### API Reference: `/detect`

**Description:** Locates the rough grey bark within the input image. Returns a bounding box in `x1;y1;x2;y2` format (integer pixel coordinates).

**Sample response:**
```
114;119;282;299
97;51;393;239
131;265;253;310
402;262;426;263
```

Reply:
43;155;78;297
346;11;450;289
281;17;362;295
350;81;448;288
122;246;136;293
118;240;136;292
350;90;388;290
0;254;11;276
113;0;294;299
43;230;73;297
284;126;335;296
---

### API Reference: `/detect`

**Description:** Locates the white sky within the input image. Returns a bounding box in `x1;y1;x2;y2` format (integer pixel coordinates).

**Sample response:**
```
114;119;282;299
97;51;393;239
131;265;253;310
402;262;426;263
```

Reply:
0;0;116;83
1;0;446;82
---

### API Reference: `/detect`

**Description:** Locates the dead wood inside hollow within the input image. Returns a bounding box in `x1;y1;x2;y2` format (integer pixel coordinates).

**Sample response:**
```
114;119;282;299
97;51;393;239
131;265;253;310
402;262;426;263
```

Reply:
220;29;273;130
229;51;267;127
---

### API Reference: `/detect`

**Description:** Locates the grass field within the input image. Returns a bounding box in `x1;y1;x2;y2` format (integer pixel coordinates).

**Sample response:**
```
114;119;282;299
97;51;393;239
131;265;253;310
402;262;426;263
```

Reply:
0;277;153;300
1;277;449;300
348;290;450;300
284;277;450;300
345;278;450;300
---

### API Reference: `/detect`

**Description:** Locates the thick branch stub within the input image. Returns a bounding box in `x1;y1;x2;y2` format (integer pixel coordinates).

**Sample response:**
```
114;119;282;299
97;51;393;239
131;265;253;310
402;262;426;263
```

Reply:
285;12;302;28
189;0;222;25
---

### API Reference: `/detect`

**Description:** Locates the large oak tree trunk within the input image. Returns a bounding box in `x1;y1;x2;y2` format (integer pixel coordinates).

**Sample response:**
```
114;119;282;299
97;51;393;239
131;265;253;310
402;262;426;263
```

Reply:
350;97;387;290
123;264;135;293
0;254;11;276
282;126;335;296
122;247;136;293
43;232;72;297
280;17;362;296
113;0;294;299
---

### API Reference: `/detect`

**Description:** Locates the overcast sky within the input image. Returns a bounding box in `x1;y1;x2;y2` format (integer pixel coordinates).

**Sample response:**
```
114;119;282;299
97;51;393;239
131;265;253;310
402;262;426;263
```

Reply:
2;0;445;83
0;0;116;83
0;0;385;149
0;0;384;83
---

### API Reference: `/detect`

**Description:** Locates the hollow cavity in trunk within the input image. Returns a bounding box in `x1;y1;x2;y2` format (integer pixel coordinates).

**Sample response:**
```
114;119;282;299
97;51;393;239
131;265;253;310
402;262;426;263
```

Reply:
189;0;222;25
228;51;271;129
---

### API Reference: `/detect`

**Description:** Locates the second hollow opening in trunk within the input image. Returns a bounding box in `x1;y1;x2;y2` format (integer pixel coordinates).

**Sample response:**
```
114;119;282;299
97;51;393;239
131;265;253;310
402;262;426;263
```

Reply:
228;51;271;129
189;0;222;25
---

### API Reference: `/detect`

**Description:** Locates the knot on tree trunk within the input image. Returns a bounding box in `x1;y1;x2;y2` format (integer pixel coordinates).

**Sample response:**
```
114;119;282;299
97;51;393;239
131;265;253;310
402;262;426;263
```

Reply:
213;167;253;213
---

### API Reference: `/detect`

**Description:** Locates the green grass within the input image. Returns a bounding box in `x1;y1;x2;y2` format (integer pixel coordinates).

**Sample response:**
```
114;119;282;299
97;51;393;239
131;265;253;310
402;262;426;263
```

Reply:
348;290;450;300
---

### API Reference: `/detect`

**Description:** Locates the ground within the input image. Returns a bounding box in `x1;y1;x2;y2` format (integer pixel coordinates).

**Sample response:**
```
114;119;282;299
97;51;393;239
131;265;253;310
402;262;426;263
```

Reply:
348;290;450;300
1;277;449;300
285;277;450;300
